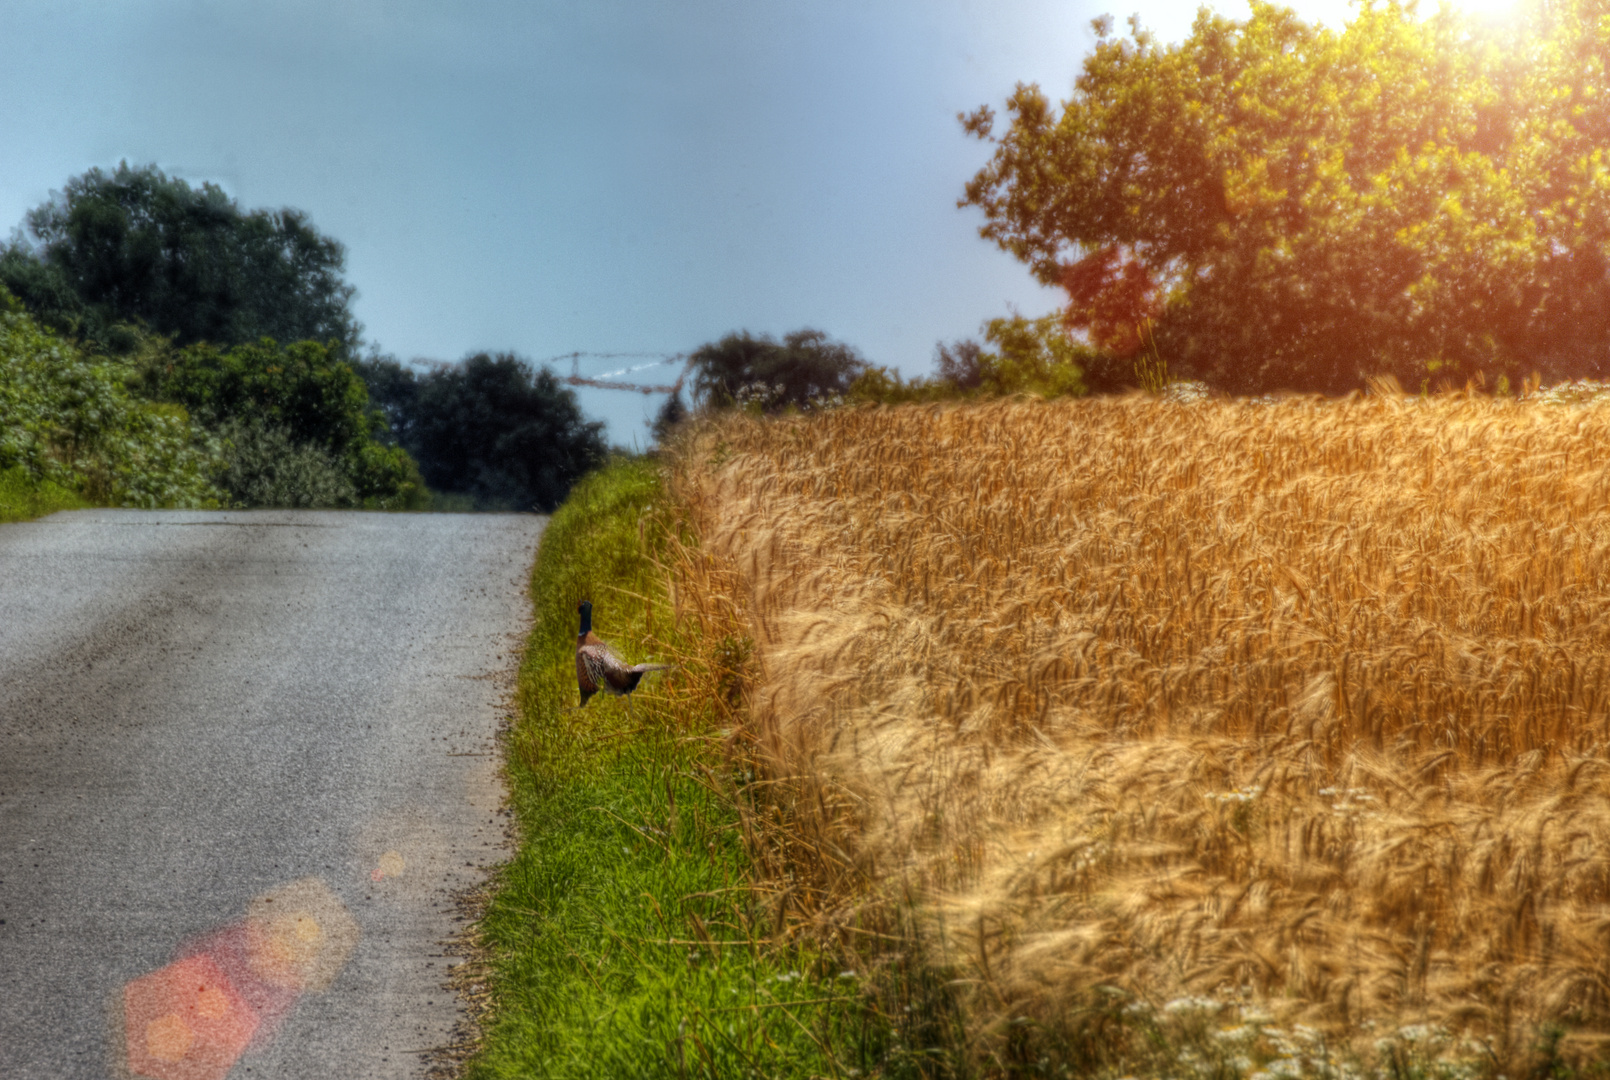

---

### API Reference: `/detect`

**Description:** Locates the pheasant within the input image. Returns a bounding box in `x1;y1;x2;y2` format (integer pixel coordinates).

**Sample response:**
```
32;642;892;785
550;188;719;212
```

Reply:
575;600;670;706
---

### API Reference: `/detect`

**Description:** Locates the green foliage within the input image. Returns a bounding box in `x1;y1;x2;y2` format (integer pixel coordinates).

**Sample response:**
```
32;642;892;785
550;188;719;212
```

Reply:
846;364;955;405
0;465;86;523
962;0;1610;395
138;336;425;508
0;165;607;513
0;300;221;507
0;163;360;356
471;457;865;1080
347;439;429;510
851;316;1088;405
212;418;356;508
689;329;866;412
975;313;1089;397
144;338;371;453
350;352;420;447
402;353;608;512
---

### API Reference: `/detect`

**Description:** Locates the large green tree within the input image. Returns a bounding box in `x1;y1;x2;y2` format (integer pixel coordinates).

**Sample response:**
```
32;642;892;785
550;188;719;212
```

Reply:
0;163;360;356
962;0;1610;394
688;328;866;411
403;353;608;512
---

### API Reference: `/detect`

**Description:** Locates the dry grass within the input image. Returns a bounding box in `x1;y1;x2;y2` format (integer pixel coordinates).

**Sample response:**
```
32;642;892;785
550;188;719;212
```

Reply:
662;390;1610;1076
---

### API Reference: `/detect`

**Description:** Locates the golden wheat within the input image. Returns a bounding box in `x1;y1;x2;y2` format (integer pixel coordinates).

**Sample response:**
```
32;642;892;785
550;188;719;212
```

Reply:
667;391;1610;1073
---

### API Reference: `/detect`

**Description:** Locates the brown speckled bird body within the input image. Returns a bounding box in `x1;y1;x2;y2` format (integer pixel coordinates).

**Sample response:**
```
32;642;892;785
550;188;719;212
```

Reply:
575;600;669;706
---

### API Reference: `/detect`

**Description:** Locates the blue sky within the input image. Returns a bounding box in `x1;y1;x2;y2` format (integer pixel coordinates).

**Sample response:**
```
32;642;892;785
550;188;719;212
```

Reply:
2;0;1366;446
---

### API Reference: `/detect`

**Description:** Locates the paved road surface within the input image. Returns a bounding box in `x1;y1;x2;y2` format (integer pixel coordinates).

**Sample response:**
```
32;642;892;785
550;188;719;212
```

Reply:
0;510;544;1079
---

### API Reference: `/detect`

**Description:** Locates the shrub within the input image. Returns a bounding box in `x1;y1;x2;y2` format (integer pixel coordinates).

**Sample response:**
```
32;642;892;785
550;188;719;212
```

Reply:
212;418;354;508
974;312;1089;397
0;296;220;507
848;315;1090;405
140;338;371;455
138;336;425;508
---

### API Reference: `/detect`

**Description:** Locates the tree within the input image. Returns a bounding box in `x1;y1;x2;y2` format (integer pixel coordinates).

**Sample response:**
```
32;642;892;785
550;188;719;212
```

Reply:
934;339;986;391
406;353;608;512
650;383;688;445
688;329;866;411
351;353;422;447
0;163;360;356
961;0;1610;394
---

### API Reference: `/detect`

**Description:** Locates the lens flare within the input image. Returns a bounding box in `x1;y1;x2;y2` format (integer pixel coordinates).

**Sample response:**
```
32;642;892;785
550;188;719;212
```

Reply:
118;877;361;1076
243;877;359;993
371;850;406;881
143;1013;194;1063
123;953;257;1080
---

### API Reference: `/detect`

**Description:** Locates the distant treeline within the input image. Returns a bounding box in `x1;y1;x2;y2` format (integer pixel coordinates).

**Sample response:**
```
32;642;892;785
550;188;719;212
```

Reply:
671;318;1096;426
0;163;605;512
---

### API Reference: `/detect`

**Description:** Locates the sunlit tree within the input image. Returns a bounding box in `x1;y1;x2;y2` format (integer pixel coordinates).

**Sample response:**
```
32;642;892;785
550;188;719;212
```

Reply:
962;0;1610;394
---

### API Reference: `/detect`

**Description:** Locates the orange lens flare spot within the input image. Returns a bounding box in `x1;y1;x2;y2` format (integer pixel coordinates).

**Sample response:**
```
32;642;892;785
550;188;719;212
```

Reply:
117;877;360;1075
244;877;360;993
193;983;231;1021
144;1012;194;1062
372;850;406;880
123;954;257;1080
245;911;329;989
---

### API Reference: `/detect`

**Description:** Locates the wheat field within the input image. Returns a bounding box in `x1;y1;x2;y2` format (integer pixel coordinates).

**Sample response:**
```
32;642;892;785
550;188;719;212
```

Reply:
666;391;1610;1075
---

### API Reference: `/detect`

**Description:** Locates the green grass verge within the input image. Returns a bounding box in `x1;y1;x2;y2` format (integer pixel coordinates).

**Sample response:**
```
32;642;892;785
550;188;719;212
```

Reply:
467;456;874;1080
0;466;87;523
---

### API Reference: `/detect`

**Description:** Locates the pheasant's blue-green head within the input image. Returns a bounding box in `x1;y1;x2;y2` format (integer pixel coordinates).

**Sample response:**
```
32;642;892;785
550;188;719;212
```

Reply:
577;600;593;636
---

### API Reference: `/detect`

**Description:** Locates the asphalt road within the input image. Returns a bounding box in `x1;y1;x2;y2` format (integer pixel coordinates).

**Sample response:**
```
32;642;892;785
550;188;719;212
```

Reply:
0;509;545;1079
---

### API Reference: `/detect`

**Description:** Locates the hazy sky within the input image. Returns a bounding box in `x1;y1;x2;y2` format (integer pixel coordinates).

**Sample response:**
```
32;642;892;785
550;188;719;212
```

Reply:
2;0;1363;445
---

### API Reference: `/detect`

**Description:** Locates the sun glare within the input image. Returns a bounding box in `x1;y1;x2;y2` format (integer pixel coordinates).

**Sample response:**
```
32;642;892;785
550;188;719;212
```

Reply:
1449;0;1526;23
1244;0;1530;32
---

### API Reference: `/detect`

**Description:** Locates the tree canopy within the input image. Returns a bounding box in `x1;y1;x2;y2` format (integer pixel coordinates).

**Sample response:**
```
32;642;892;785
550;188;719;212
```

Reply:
688;329;866;411
400;353;608;512
0;163;360;356
962;0;1610;395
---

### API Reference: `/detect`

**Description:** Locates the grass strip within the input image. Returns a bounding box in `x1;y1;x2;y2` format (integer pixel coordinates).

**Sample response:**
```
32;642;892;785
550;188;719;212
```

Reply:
0;466;87;523
466;456;870;1080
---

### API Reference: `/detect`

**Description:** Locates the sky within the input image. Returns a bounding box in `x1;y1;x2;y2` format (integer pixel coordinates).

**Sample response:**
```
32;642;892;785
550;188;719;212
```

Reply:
3;0;1386;446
